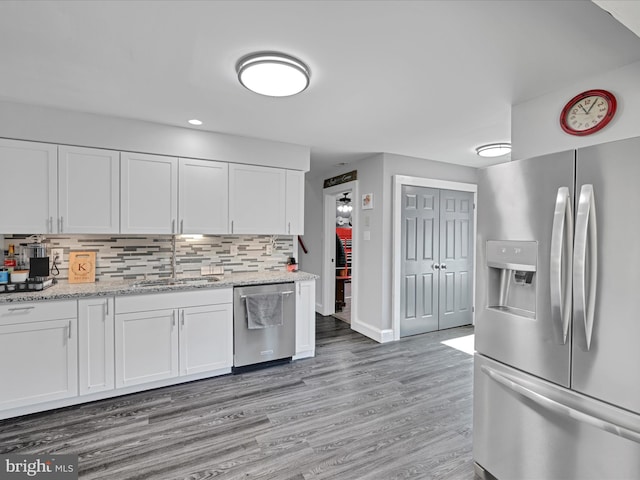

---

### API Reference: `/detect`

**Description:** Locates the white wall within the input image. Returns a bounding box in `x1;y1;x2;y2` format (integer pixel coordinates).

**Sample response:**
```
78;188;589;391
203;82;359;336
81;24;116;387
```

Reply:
512;60;640;160
303;152;478;342
0;100;310;171
299;174;324;308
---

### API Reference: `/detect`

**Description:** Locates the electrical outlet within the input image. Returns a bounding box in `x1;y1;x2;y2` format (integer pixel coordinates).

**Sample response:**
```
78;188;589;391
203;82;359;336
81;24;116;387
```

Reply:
266;244;273;255
51;249;63;265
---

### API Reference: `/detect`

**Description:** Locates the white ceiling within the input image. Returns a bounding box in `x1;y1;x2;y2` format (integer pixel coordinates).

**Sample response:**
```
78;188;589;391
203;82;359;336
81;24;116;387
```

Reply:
1;1;640;175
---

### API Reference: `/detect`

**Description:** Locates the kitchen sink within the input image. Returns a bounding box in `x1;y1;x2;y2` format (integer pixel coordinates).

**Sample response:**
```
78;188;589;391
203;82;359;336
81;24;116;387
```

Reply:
131;277;221;288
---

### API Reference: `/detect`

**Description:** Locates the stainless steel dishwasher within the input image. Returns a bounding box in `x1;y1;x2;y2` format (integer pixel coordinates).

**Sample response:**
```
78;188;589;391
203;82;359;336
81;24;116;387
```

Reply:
233;282;295;371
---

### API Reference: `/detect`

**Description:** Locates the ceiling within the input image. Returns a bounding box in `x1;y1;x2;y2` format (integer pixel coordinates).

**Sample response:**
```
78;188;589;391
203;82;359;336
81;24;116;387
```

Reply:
1;1;640;176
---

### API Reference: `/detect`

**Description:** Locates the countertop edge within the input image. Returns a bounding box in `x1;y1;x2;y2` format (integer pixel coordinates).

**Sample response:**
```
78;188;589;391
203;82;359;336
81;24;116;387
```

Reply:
0;271;319;304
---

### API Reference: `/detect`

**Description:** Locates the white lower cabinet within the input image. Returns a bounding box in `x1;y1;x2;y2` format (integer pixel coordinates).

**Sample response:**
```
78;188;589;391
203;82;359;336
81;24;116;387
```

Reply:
115;289;233;388
0;301;78;410
295;280;316;359
79;297;115;394
180;303;233;376
115;308;179;388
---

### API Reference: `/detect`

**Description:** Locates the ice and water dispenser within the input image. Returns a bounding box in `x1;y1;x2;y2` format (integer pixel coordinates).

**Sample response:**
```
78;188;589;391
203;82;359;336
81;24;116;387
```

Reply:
486;241;537;318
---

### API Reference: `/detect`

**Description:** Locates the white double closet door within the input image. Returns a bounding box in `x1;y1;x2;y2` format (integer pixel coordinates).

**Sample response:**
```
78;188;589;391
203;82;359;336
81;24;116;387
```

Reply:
400;186;474;336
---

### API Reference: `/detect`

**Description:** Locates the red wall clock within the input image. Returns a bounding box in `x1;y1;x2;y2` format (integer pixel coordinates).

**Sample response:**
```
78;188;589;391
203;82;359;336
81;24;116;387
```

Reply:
559;89;617;136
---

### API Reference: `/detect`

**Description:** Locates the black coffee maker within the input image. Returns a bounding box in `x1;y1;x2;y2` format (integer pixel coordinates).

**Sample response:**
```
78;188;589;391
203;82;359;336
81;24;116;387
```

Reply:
26;243;53;290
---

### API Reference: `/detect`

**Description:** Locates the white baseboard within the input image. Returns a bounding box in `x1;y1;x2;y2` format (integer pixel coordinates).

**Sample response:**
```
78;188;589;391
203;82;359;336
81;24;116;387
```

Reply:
351;320;395;344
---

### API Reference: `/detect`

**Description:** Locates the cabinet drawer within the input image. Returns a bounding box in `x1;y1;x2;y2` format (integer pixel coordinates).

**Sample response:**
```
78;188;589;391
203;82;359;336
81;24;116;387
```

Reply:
0;300;77;326
116;288;232;314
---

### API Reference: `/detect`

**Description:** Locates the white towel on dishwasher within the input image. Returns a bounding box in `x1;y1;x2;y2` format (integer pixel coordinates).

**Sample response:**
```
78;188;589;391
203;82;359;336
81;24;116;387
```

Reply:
245;293;284;329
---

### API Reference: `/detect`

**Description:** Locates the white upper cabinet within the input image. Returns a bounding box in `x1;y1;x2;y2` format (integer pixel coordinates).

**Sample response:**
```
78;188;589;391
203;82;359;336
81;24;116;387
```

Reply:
229;164;287;234
0;139;57;234
178;158;229;234
286;170;305;235
0;138;305;236
121;152;179;234
59;146;120;234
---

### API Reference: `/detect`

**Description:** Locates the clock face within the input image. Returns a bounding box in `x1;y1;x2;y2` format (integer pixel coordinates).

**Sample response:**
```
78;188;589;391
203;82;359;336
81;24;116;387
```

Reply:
560;89;616;136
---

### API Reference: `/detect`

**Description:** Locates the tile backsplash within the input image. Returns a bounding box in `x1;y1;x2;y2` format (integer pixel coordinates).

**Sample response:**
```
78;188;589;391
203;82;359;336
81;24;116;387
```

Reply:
3;234;294;281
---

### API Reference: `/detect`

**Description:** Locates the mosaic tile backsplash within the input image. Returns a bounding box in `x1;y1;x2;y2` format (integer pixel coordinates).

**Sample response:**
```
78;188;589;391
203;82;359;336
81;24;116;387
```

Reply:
3;235;294;281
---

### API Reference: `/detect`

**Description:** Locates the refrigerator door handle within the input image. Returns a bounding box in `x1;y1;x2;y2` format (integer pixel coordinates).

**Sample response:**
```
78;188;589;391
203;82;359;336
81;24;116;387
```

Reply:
550;186;573;344
481;365;640;444
573;184;598;350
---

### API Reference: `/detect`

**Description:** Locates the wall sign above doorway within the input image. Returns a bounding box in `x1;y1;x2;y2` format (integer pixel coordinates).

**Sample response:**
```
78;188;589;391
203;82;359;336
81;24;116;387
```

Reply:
324;170;357;189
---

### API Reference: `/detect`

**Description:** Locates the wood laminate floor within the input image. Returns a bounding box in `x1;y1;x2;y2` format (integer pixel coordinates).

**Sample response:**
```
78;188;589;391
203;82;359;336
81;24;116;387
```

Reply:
0;317;476;480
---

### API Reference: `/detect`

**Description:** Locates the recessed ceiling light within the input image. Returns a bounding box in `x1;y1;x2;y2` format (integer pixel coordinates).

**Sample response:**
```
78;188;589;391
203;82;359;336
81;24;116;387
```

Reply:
475;143;512;158
236;51;310;97
188;119;203;126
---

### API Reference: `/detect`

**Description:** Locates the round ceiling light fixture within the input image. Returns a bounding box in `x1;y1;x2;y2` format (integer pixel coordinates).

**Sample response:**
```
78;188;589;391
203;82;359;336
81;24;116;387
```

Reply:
236;51;310;97
475;143;512;158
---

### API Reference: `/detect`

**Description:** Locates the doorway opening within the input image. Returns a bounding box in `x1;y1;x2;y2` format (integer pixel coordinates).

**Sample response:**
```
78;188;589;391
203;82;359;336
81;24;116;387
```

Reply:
334;191;353;323
322;180;358;325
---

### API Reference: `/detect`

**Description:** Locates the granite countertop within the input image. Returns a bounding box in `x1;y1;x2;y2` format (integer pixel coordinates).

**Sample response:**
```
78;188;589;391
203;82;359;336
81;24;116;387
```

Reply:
0;270;318;304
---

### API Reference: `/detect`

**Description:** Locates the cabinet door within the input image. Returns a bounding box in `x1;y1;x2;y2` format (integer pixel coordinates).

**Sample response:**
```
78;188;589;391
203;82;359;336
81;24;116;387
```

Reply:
285;170;305;235
0;318;78;410
79;297;115;395
229;164;286;234
295;280;316;359
178;158;229;234
121;152;178;234
179;304;233;376
0;139;57;234
59;146;120;234
115;309;179;387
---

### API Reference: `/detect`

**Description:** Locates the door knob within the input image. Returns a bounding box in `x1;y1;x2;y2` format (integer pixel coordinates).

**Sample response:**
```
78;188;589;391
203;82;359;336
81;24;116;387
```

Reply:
440;263;447;270
433;263;440;270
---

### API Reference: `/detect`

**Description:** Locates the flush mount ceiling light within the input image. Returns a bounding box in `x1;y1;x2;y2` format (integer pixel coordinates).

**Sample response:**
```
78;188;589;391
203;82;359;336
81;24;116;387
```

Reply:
236;52;310;97
475;143;512;158
188;119;203;126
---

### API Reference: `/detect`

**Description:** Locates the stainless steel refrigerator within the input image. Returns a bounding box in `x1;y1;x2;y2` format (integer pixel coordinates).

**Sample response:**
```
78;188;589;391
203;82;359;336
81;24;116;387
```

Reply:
474;136;640;479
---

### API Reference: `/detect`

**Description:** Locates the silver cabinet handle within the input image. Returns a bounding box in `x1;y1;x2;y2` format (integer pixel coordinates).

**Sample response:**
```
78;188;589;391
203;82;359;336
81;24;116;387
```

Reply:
172;219;176;234
60;216;64;233
433;263;440;270
172;310;176;327
573;184;598;350
550;186;573;344
8;306;35;312
231;220;234;233
180;219;184;234
288;222;291;234
105;299;109;316
481;365;640;444
49;216;53;233
68;320;72;339
181;309;185;327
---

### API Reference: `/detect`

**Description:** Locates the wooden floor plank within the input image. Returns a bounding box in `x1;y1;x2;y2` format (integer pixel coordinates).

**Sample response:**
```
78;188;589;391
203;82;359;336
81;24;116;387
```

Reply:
0;317;477;479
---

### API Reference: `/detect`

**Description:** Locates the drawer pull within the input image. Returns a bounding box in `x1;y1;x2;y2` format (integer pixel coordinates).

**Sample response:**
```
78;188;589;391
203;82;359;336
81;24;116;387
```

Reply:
8;306;35;312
